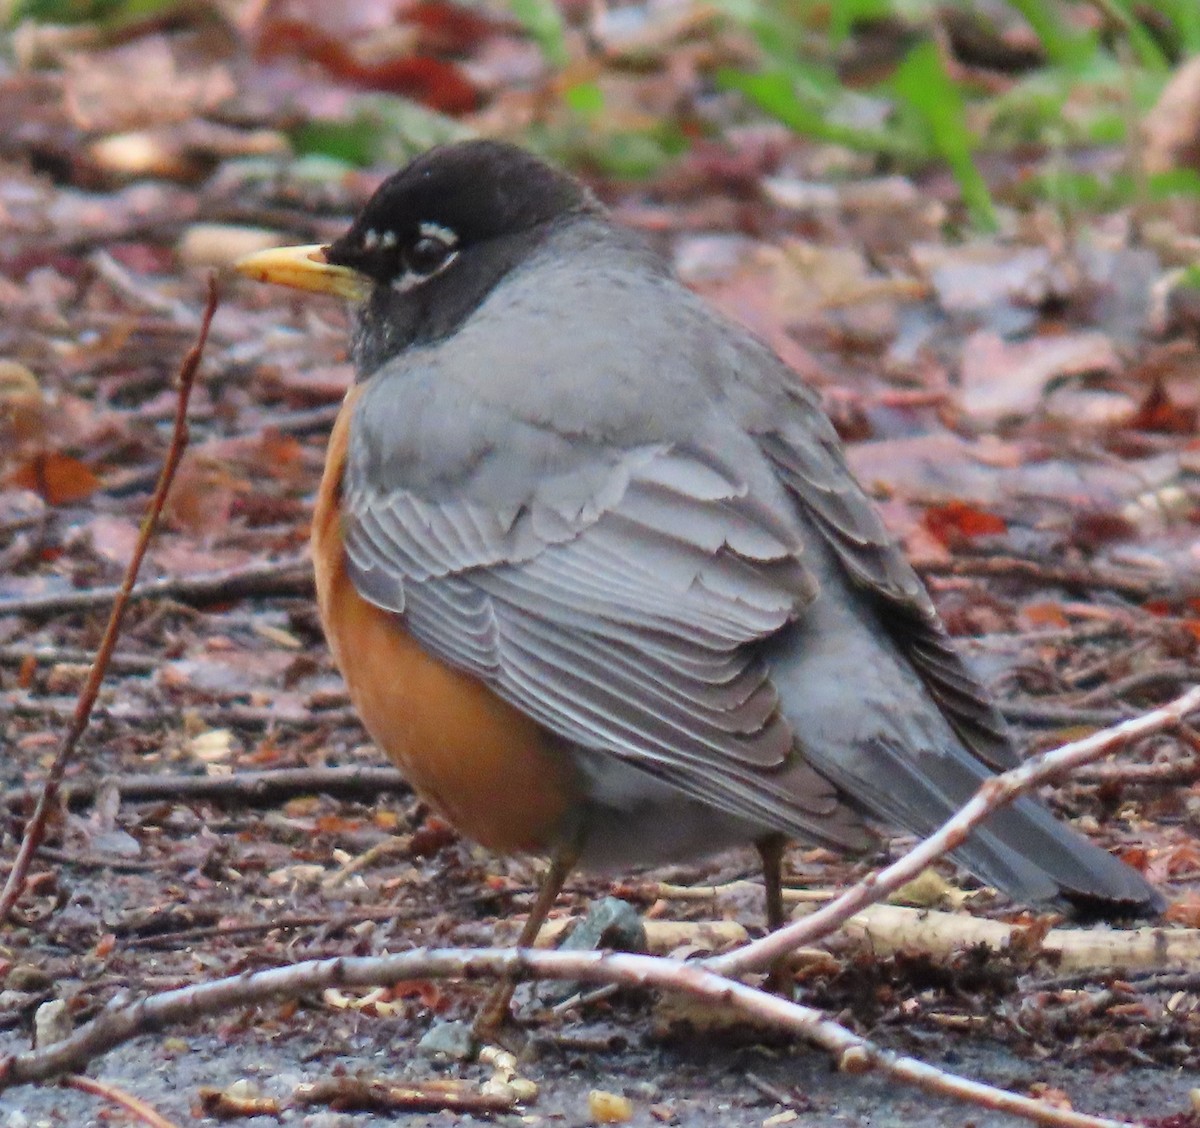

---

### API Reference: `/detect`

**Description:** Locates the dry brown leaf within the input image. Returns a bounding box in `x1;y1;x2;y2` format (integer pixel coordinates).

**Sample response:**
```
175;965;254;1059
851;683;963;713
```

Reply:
7;452;101;505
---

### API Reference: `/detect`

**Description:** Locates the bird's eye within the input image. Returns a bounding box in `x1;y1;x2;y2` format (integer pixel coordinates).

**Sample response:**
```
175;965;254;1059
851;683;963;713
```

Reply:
403;232;456;276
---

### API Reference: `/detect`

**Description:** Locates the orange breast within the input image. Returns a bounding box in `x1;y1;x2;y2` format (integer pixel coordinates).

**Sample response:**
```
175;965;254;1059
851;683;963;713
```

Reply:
311;387;578;854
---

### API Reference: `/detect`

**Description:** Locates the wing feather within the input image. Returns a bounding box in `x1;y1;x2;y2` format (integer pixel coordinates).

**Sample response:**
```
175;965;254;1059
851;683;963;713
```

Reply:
342;441;866;848
758;402;1015;771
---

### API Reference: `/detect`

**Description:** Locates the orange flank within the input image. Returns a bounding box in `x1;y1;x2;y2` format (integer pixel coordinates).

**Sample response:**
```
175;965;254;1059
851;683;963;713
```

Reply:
312;388;576;854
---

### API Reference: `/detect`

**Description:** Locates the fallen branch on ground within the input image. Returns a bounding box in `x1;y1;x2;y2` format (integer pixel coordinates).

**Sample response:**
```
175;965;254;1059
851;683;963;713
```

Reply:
0;556;312;618
1072;754;1200;785
0;280;218;925
0;693;359;732
0;765;406;811
0;946;1135;1128
911;555;1169;599
822;903;1200;973
0;646;158;674
1001;700;1128;727
709;685;1200;977
628;890;1200;974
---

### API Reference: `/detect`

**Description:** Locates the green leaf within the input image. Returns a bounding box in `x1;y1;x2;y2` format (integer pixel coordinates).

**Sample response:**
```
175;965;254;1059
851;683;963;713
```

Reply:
1031;168;1134;210
717;67;926;159
1162;1;1200;53
1099;0;1172;72
291;97;471;167
1006;0;1097;70
1148;168;1200;199
827;0;890;45
1177;263;1200;289
508;0;568;68
291;120;378;168
564;82;605;118
10;0;180;25
710;0;808;64
891;40;997;230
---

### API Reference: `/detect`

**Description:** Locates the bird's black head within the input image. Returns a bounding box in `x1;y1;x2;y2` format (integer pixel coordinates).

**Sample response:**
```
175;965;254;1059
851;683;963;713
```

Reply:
324;141;597;374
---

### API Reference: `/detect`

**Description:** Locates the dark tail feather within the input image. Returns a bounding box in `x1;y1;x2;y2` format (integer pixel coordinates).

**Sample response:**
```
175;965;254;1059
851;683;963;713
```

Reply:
950;792;1164;917
798;740;1164;919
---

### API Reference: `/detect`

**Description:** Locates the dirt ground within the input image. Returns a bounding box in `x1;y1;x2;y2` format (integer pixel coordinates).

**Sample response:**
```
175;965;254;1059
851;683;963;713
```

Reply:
4;1021;1199;1126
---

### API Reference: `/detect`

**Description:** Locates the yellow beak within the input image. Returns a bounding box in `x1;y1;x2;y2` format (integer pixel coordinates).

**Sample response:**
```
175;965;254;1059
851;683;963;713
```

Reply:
233;244;371;302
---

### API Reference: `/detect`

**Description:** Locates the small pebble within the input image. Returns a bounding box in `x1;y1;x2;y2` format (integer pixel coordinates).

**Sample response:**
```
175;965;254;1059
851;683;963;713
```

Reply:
509;1077;539;1101
33;1000;70;1048
562;898;646;954
416;1019;476;1061
588;1089;633;1124
8;965;52;992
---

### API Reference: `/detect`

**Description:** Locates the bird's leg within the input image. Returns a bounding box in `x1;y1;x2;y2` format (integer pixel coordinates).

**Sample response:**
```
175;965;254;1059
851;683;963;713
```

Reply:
755;833;793;996
473;838;581;1044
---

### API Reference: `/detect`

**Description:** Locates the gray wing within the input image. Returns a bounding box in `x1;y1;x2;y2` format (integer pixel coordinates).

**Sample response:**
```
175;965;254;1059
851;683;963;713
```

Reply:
754;383;1015;771
340;413;866;851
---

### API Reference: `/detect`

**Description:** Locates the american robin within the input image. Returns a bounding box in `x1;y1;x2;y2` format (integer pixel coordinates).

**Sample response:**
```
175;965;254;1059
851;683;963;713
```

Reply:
236;140;1163;1031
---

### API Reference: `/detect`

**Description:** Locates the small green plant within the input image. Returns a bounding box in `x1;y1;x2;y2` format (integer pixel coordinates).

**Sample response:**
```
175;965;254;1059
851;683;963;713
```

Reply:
709;0;1197;227
8;0;180;25
715;4;998;229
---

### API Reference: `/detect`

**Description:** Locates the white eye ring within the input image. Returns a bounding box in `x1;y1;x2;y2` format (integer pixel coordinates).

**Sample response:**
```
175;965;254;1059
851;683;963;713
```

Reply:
391;225;459;292
418;221;457;245
391;249;459;293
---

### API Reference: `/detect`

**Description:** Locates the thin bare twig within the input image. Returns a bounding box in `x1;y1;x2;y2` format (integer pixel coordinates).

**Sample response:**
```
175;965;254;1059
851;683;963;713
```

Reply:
1001;701;1128;727
911;554;1167;599
1073;755;1200;786
0;279;219;925
709;685;1200;979
0;946;1133;1128
0;555;312;618
0;645;157;674
1070;664;1199;708
0;693;359;731
0;765;406;811
63;1074;183;1128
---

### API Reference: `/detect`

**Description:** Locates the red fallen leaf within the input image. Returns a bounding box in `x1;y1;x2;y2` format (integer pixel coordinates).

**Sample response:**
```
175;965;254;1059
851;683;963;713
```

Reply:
247;736;285;766
1020;601;1070;629
1130;380;1198;435
1115;844;1151;872
163;452;244;538
1164;892;1200;928
409;815;456;857
315;814;364;833
257;430;307;483
256;18;480;112
921;500;1006;547
1069;509;1138;550
1149;840;1200;879
7;452;101;505
403;0;503;54
387;979;446;1010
